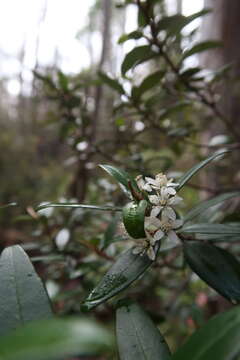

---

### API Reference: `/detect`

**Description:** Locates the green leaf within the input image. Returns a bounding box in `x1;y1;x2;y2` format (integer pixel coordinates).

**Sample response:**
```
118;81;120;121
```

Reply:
36;202;122;212
81;246;158;311
99;164;139;197
157;9;211;36
183;241;240;303
184;192;240;223
121;46;156;76
118;30;143;44
172;304;240;360
132;70;165;99
57;70;69;91
116;302;171;360
159;101;191;120
177;150;229;191
182;40;222;60
0;245;53;337
0;317;113;360
181;223;240;235
98;72;125;94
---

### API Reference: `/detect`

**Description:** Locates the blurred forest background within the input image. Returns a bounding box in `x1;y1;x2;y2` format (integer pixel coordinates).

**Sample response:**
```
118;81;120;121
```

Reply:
1;0;240;357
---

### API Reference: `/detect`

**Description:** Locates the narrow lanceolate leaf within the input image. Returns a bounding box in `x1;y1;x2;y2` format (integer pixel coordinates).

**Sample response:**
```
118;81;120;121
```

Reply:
98;72;125;94
99;164;139;197
181;223;240;235
0;317;113;360
81;247;157;311
36;202;122;212
116;302;171;360
121;46;156;76
177;150;229;191
184;192;240;223
172;305;240;360
182;40;222;60
0;246;52;336
183;241;240;303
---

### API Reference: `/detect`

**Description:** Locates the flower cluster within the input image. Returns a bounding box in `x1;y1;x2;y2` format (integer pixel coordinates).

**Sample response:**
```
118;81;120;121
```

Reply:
133;173;183;260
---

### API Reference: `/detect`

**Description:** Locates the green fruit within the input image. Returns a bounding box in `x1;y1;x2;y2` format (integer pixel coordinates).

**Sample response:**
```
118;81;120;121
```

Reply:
122;200;148;239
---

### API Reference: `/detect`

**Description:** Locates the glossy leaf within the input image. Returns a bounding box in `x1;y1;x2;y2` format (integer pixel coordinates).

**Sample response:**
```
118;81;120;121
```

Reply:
177;150;229;190
118;30;143;44
184;192;240;223
172;305;240;360
36;202;121;212
116;302;171;360
181;223;240;235
132;70;165;99
121;46;156;76
182;40;222;60
99;164;139;197
98;72;125;94
0;245;52;336
81;246;157;311
157;9;211;36
183;241;240;303
0;317;113;360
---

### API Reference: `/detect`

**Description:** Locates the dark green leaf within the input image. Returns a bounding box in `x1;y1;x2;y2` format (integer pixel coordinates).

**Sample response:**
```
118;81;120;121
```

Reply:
121;46;156;76
172;303;240;360
183;241;240;303
157;9;211;36
57;71;69;91
98;72;125;94
81;246;158;311
184;192;240;223
132;70;165;99
116;302;171;360
159;101;191;120
177;150;229;190
182;40;222;60
118;30;143;44
0;317;113;360
181;223;240;235
99;164;139;197
0;246;52;337
36;202;122;212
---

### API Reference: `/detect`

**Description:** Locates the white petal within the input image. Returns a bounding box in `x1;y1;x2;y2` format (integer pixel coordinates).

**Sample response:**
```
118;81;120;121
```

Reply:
153;229;165;241
132;246;144;255
162;207;176;220
147;246;156;261
150;206;162;217
149;195;160;205
143;183;153;192
167;230;180;243
167;181;179;187
145;177;156;185
160;187;170;199
166;187;176;195
173;219;183;229
169;196;183;206
136;176;145;190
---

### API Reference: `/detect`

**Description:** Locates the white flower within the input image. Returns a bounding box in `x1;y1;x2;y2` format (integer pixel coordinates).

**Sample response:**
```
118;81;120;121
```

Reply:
135;175;152;192
145;173;178;195
132;238;156;260
159;215;183;243
149;195;183;220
